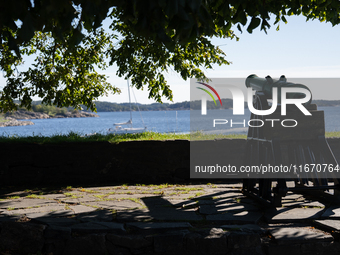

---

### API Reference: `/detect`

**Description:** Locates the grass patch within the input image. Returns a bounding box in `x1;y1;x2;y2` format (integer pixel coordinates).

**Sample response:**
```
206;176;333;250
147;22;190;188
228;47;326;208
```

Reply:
151;183;175;189
153;191;165;195
93;194;108;198
326;131;340;138
194;192;205;197
79;188;98;193
26;194;45;199
175;187;203;191
0;131;190;144
1;130;339;144
190;131;247;140
3;196;21;200
117;191;135;195
63;193;83;199
234;198;241;203
119;197;142;204
168;192;179;196
0;115;10;123
98;198;114;201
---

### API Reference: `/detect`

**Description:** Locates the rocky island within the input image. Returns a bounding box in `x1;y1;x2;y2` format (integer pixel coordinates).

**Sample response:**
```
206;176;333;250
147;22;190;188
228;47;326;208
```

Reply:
0;117;35;127
0;108;98;127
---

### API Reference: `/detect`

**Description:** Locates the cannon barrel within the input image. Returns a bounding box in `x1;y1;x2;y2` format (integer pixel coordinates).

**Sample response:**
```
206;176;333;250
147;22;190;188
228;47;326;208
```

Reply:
245;74;312;105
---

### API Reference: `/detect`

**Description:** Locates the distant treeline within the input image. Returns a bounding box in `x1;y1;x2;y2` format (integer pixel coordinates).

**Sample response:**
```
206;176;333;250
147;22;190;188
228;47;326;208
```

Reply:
93;99;340;112
92;99;239;112
12;99;340;113
11;100;76;116
312;100;340;107
93;101;190;112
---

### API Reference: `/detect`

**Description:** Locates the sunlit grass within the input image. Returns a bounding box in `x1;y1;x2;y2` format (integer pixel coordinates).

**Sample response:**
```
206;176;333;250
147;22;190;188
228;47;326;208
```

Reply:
0;131;190;144
326;132;340;138
190;131;247;140
0;130;339;144
0;116;9;123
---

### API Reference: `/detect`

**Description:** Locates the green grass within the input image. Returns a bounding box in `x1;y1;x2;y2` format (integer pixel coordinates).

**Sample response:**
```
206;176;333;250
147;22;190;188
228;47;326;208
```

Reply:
326;132;340;138
26;194;45;199
0;116;10;123
190;131;247;140
79;188;98;193
0;131;246;144
0;131;190;144
0;130;339;144
7;196;20;200
93;194;108;199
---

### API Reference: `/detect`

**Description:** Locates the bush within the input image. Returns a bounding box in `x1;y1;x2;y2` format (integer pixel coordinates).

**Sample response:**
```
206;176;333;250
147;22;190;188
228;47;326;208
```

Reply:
32;104;69;116
56;108;68;115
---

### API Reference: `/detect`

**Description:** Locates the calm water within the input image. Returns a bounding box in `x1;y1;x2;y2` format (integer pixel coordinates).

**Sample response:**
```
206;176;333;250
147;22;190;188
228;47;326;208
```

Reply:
1;106;339;137
0;111;190;137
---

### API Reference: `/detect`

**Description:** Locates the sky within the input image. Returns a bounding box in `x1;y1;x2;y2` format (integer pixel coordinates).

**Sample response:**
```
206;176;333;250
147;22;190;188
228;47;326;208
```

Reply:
1;14;340;104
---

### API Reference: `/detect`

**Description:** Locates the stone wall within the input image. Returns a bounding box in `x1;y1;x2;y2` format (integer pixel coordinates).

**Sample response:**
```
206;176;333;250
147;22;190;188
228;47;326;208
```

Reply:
1;138;340;187
0;140;194;187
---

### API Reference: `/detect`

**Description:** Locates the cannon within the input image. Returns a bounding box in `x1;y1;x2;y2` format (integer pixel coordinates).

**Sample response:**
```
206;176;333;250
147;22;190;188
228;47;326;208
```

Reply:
242;74;340;206
245;74;312;105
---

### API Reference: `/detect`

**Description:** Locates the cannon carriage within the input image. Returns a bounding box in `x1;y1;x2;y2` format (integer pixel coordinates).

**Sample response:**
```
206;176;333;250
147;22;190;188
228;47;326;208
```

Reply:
242;75;340;206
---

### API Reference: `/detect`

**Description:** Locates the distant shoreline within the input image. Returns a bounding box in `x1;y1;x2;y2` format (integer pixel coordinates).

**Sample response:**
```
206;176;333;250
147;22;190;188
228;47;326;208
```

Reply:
1;110;98;127
5;110;98;120
92;99;340;112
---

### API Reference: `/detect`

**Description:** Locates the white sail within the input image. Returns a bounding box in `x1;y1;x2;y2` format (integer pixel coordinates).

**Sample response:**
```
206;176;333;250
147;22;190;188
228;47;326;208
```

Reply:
114;119;132;126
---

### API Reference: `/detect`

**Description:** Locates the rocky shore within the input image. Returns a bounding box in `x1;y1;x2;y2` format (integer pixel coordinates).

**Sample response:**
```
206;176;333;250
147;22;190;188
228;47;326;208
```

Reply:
5;110;98;120
0;110;98;127
0;117;34;127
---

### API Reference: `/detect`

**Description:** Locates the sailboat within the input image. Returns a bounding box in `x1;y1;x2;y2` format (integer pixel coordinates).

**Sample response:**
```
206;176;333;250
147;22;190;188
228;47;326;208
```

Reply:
108;79;147;134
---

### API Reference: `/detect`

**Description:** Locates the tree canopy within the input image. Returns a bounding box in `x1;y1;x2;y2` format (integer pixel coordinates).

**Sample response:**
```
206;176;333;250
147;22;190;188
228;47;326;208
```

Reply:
1;0;340;112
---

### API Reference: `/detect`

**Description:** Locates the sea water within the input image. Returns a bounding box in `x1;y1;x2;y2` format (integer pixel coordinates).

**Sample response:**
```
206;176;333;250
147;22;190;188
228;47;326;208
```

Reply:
0;107;339;137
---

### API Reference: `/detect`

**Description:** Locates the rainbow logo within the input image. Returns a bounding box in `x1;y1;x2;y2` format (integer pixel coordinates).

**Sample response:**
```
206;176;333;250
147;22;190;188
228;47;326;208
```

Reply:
196;82;223;106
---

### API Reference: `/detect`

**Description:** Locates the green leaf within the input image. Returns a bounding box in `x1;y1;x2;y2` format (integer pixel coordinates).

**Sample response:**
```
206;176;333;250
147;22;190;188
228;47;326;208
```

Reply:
237;24;242;33
247;17;261;33
7;35;21;57
18;13;35;42
2;0;340;112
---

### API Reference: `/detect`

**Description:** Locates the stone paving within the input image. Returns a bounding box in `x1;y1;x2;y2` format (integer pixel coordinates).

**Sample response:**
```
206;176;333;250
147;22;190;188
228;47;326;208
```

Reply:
1;183;340;254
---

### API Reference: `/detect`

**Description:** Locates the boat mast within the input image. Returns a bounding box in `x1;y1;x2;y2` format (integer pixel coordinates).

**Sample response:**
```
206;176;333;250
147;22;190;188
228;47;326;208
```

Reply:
127;79;132;124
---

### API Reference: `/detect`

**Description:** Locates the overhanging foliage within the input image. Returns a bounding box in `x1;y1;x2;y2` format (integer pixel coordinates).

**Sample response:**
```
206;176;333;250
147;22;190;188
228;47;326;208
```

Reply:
0;0;339;112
